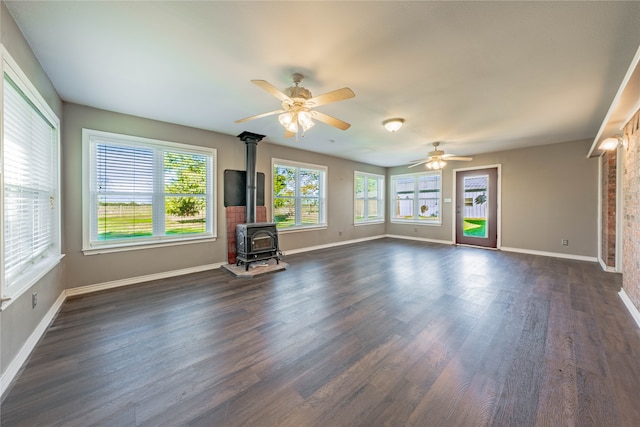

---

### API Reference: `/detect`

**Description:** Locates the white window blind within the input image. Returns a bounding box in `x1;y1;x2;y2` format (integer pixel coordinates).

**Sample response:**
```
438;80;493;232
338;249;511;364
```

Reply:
83;129;216;252
3;72;59;290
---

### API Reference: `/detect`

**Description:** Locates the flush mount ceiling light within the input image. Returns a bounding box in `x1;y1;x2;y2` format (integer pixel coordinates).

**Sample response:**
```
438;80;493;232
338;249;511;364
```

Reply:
599;134;625;150
383;118;404;132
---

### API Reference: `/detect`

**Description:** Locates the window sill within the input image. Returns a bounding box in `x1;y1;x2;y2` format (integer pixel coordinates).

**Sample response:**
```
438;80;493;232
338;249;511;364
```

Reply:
1;254;65;311
83;236;217;255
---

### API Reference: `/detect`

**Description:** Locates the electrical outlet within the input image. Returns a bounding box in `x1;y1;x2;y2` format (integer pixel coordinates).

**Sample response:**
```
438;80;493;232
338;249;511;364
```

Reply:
32;292;37;309
338;230;342;236
562;239;569;246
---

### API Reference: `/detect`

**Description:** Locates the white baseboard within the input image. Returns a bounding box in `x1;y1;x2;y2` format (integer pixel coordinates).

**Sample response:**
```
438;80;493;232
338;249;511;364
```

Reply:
385;234;454;246
598;257;619;272
0;239;606;399
619;288;640;329
282;235;386;256
0;291;66;397
1;262;226;398
500;246;597;262
65;262;226;297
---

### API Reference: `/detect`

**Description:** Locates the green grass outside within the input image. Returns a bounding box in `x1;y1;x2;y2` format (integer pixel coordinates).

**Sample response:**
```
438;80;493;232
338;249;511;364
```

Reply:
274;206;319;229
97;204;205;240
463;218;487;237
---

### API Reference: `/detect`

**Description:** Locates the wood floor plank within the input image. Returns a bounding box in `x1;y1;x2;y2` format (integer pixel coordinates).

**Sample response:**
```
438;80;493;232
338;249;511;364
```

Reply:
490;296;550;426
534;290;578;426
2;239;640;426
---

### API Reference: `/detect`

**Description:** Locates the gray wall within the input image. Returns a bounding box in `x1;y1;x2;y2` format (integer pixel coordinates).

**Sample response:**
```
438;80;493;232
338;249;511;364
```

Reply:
0;0;599;384
1;1;65;376
257;142;386;252
62;103;386;289
388;139;598;257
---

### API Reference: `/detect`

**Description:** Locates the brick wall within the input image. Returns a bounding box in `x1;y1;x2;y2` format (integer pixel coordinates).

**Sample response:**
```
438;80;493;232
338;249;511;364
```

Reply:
225;206;267;264
622;109;640;309
601;150;617;267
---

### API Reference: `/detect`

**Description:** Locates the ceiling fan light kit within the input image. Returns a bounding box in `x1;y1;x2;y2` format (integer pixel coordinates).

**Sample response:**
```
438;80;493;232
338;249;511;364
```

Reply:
408;141;473;169
383;118;404;132
425;159;447;170
235;73;355;140
278;110;315;135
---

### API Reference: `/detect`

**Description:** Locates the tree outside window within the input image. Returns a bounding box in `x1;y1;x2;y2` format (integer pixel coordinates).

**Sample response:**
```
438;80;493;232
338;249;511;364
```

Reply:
273;160;326;230
83;129;216;252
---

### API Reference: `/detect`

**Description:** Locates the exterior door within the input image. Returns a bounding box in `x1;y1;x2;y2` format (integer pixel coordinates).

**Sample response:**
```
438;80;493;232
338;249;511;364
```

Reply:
455;167;498;248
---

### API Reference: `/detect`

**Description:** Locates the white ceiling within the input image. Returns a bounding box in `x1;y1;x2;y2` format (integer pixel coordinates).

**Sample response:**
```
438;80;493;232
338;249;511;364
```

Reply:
5;1;640;167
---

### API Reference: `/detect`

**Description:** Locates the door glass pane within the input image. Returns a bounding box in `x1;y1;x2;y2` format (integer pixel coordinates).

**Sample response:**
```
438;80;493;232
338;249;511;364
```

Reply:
463;175;488;238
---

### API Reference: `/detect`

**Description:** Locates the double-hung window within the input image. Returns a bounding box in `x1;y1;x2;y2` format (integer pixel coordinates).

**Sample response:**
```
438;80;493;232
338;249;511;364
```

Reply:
391;171;442;224
82;129;216;253
273;159;327;230
1;50;61;303
354;171;384;224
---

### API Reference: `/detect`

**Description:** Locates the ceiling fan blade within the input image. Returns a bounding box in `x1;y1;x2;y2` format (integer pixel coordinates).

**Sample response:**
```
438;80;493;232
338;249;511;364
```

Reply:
251;80;292;103
312;111;351;130
234;109;284;124
408;160;427;168
443;156;473;161
306;87;355;107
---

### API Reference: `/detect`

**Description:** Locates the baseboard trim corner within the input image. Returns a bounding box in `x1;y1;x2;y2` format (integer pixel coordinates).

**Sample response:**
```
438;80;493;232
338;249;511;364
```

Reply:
1;262;228;399
1;291;66;398
619;288;640;329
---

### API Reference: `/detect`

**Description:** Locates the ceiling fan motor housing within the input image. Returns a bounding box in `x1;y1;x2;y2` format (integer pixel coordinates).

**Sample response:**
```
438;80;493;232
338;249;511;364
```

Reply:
284;86;312;100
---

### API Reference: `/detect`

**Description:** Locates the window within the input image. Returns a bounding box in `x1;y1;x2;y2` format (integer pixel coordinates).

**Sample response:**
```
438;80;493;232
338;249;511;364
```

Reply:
273;159;327;230
82;129;216;253
1;51;61;301
355;171;384;224
391;172;441;224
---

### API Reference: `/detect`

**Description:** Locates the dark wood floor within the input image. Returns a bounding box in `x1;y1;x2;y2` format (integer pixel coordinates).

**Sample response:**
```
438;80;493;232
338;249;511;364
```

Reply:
2;238;640;426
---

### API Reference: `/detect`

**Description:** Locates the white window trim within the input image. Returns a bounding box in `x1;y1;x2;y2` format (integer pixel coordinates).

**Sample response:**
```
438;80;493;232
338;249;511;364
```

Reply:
0;46;62;309
81;129;217;255
354;171;385;225
272;158;328;232
390;170;442;225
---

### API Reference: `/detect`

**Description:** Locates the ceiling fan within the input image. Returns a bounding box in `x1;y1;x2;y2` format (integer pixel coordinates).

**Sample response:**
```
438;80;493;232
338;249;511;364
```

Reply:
235;73;355;139
408;142;473;169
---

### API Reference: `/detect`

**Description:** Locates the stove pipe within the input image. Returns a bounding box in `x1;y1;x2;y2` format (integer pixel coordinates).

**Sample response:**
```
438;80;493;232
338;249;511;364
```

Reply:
237;131;265;224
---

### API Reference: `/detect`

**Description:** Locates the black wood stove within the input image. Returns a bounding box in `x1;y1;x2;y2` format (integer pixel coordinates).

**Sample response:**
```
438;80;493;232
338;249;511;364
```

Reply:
235;222;279;270
235;132;280;270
